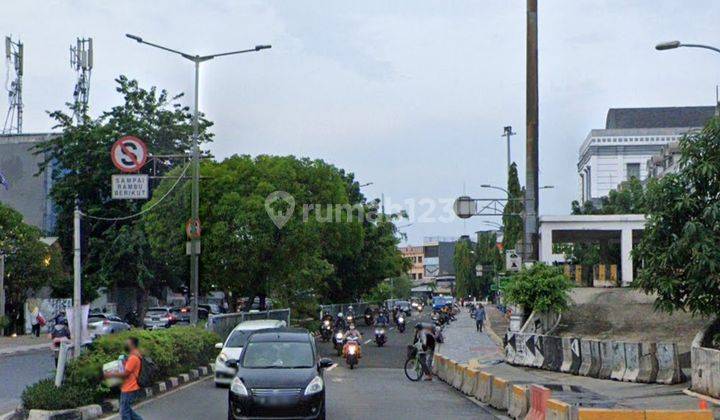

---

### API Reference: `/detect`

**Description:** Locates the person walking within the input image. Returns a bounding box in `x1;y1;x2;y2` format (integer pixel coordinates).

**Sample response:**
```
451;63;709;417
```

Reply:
105;337;143;420
475;304;486;332
30;307;44;337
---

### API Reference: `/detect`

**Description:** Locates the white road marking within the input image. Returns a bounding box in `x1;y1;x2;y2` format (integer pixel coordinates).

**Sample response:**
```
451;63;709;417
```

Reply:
364;339;373;345
326;363;338;372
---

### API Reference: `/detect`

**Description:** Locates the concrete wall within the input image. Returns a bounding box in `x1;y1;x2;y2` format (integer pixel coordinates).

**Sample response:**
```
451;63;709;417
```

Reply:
0;133;58;233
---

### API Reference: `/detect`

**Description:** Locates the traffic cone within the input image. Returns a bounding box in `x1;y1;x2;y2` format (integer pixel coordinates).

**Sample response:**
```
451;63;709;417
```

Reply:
699;399;709;410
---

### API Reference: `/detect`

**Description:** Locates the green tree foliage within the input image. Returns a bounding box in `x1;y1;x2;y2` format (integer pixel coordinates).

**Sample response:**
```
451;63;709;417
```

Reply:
634;117;720;316
364;274;413;303
475;231;503;297
0;203;64;334
453;240;476;297
571;177;646;215
143;155;406;306
35;76;212;302
502;162;524;251
500;264;572;314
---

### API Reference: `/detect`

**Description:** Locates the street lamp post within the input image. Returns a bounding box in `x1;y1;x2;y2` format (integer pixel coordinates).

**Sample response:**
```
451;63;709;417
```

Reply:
126;34;271;325
656;41;720;55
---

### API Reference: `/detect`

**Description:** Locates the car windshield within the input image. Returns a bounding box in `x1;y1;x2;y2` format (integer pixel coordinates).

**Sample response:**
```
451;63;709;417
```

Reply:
88;317;104;323
225;330;251;348
242;341;314;368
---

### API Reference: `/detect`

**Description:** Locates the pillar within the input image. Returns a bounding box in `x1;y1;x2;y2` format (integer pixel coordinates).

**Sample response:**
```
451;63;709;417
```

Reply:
621;228;633;286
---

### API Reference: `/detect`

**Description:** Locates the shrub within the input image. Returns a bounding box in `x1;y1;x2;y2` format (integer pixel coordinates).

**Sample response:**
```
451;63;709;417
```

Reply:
22;326;219;410
22;379;95;411
500;263;573;314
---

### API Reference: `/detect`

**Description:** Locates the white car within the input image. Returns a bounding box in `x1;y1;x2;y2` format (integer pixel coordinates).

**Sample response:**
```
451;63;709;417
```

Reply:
214;319;287;386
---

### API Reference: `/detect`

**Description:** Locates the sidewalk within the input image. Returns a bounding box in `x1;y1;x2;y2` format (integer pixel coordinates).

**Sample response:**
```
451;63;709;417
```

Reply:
0;335;49;356
437;307;701;411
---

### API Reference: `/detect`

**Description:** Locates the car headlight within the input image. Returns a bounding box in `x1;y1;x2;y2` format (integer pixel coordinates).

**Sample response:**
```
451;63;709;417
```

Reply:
374;329;380;334
323;320;330;326
217;352;228;363
348;346;356;355
335;332;343;339
398;317;404;323
230;377;249;396
304;376;324;396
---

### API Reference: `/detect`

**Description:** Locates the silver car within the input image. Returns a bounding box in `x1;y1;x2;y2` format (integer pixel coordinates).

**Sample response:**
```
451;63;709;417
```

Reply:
143;307;176;329
88;314;131;338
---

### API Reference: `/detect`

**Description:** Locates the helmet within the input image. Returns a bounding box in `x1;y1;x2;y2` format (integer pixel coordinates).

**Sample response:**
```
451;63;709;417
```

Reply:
414;323;423;330
348;305;353;311
338;312;343;318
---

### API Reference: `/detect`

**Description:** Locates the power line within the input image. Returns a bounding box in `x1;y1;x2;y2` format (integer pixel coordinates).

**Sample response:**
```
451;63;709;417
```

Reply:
80;162;190;221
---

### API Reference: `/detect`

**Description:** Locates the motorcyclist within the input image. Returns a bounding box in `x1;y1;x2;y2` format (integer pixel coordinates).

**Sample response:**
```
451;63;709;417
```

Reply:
375;310;389;326
343;324;363;358
321;311;333;323
334;312;348;331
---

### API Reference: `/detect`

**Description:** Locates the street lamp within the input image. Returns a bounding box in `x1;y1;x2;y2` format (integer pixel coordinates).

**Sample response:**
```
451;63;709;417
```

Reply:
126;34;271;325
359;182;373;188
655;41;720;55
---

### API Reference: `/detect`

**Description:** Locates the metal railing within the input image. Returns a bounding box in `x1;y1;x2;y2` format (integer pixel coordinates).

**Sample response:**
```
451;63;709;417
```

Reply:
318;302;380;320
206;309;291;340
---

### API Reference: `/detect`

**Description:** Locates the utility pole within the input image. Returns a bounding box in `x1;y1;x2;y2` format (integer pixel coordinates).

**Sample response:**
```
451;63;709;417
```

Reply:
502;125;516;174
3;36;23;134
524;0;540;262
73;206;82;358
0;254;5;337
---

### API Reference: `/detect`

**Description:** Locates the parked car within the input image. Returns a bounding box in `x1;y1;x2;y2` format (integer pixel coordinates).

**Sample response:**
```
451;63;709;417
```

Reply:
214;319;287;386
170;306;209;324
200;303;224;315
227;328;332;419
88;314;131;338
143;307;177;329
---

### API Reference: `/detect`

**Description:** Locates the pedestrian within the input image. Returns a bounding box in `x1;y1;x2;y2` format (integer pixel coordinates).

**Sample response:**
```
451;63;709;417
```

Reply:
30;307;44;337
105;337;143;420
475;304;486;333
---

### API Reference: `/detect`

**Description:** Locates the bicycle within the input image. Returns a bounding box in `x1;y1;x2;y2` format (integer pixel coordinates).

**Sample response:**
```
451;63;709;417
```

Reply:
404;345;424;381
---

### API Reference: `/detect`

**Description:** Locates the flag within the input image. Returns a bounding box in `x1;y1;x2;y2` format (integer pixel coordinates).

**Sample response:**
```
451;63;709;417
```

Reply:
0;170;9;190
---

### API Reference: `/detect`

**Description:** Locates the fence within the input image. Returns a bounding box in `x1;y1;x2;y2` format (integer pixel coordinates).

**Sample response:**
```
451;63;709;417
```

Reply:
206;309;291;340
318;302;379;319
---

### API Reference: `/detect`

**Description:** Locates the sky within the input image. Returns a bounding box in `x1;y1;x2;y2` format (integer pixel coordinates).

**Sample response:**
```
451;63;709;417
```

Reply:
2;0;719;245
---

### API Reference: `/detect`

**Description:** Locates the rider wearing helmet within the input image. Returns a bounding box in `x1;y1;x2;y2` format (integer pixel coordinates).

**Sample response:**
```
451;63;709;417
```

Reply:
343;323;363;358
334;312;348;330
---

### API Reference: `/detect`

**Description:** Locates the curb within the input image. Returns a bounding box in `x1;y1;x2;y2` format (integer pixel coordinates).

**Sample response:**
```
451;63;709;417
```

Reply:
484;314;505;348
0;344;50;357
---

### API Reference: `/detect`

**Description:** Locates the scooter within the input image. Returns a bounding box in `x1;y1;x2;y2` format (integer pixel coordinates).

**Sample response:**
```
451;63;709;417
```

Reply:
364;312;374;326
344;338;361;369
374;325;387;347
320;320;332;342
332;328;345;356
50;323;71;366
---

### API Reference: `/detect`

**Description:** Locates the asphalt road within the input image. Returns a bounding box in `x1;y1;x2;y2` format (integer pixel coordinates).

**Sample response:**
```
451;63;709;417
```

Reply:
0;349;54;414
125;311;496;419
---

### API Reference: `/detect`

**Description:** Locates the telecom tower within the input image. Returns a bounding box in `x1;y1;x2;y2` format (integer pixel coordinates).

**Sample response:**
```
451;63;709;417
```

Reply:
3;36;23;134
70;37;93;122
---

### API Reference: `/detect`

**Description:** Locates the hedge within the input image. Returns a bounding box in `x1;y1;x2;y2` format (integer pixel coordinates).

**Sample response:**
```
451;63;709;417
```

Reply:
22;326;219;411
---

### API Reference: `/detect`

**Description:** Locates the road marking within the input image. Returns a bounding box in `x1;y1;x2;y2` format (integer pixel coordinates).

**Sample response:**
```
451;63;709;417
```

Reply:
326;363;338;372
364;339;373;344
104;376;213;419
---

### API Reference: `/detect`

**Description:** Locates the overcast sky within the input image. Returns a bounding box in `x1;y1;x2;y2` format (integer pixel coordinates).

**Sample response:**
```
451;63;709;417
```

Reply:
2;1;719;245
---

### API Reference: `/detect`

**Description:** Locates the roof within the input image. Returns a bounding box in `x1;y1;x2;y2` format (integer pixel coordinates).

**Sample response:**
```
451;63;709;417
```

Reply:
247;328;312;343
233;319;287;331
605;106;715;129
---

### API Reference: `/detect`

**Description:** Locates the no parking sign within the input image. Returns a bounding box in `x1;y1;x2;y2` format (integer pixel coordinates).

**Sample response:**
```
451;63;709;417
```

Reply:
111;136;148;173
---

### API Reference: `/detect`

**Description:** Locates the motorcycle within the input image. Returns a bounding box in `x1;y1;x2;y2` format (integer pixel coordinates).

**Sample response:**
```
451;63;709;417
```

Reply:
396;315;406;333
344;337;361;369
346;314;355;325
374;325;387;347
364;312;374;326
320;320;332;342
50;323;71;366
332;328;345;356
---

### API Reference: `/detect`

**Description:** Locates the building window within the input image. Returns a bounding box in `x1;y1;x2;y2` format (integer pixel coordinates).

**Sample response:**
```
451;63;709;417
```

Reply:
418;273;422;279
626;163;640;181
418;256;422;263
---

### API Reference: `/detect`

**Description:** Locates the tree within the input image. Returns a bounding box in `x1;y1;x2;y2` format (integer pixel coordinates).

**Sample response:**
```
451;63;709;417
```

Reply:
475;231;503;297
503;162;524;251
35;76;213;304
364;274;413;303
453;240;476;297
500;264;572;314
0;203;64;335
143;154;407;307
571;177;646;215
634;117;720;316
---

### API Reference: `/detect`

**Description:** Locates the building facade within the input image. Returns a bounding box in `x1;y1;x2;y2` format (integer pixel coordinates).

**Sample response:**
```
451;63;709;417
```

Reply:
578;106;715;202
646;141;681;180
398;245;424;283
0;133;58;233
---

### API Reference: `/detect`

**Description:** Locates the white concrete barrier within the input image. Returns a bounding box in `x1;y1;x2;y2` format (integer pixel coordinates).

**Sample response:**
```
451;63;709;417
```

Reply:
598;340;613;379
451;363;465;390
474;371;493;404
579;339;600;377
507;384;529;419
445;359;458;385
610;341;626;381
461;367;479;396
656;342;686;384
489;376;510;410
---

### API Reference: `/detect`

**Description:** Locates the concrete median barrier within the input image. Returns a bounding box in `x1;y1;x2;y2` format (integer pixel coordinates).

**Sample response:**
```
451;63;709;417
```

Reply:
644;410;713;420
622;342;659;383
513;332;527;365
451;363;465;390
431;353;440;376
532;335;545;368
610;341;626;381
622;341;640;382
542;336;563;371
576;408;644;419
445;359;458;385
507;384;529;419
461;367;479;396
545;398;572;420
560;337;582;375
525;384;552;420
598;340;613;379
656;342;686;384
579;339;600;377
489;376;510;410
436;355;448;382
475;371;493;404
522;334;537;366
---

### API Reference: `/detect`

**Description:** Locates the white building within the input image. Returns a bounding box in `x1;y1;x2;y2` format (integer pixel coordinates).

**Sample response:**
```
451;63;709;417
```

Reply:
578;106;715;202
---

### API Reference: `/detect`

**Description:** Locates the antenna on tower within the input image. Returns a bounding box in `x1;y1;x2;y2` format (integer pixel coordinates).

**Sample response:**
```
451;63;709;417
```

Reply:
69;37;93;123
3;35;23;134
